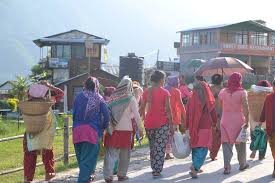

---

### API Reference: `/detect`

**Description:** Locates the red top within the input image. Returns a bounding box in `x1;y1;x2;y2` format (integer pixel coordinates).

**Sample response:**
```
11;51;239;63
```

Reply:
51;88;64;103
260;93;275;136
143;87;170;129
169;88;186;124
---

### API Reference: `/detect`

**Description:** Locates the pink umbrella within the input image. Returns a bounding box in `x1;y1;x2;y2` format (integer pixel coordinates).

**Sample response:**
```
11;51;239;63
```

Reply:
195;57;253;76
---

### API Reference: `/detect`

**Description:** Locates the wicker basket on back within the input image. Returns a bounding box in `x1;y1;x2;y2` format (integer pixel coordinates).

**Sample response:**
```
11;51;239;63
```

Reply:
19;101;54;133
248;92;268;122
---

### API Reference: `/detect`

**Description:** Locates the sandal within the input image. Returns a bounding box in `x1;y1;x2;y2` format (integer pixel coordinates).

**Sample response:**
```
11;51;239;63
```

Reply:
165;154;174;160
223;166;231;175
118;176;129;181
152;172;162;178
190;166;203;173
239;164;249;171
105;179;113;183
189;171;198;179
45;173;55;181
91;174;96;181
223;169;231;175
250;151;256;159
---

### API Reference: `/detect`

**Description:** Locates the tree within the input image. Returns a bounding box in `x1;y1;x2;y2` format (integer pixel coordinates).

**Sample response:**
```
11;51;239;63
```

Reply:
31;64;43;76
30;64;52;82
10;76;30;101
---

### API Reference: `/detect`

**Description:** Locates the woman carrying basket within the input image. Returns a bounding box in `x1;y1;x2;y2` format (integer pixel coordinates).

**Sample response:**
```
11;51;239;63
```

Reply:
249;80;271;160
23;81;63;183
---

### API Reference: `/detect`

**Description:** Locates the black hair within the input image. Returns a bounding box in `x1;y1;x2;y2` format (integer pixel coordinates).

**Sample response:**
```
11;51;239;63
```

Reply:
195;75;205;82
85;77;95;91
150;70;166;83
211;74;223;85
273;79;275;86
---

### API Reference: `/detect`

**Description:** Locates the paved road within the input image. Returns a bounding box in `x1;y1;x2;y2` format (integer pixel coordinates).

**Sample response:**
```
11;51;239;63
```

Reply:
36;144;275;183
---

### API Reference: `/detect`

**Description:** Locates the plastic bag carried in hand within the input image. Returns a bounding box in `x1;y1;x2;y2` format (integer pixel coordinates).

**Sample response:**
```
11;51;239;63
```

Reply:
172;131;191;159
236;126;249;143
250;125;267;151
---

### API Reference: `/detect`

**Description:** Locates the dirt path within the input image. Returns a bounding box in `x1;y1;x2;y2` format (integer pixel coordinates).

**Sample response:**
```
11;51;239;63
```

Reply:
35;145;275;183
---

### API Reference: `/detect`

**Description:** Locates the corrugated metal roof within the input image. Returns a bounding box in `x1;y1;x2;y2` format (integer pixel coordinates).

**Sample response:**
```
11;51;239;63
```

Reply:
101;64;119;76
178;20;275;32
180;23;230;32
33;30;109;47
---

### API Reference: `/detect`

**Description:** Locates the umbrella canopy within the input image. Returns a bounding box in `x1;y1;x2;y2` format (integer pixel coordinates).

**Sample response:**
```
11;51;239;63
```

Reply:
195;57;253;76
183;59;206;68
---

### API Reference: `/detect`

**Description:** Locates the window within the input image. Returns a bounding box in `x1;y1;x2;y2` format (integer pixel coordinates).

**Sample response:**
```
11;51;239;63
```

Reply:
221;31;248;44
63;45;71;58
51;45;71;59
206;32;216;45
72;45;85;59
182;33;191;46
235;32;248;45
251;32;268;45
193;32;199;45
57;45;63;58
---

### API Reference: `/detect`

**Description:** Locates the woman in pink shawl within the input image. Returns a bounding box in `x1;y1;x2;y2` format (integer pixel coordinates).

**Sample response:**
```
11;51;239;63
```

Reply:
219;72;249;174
186;80;217;178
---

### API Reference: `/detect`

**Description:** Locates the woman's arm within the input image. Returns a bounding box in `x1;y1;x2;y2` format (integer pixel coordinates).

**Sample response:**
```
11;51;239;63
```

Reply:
177;90;186;117
260;99;266;123
131;98;144;137
40;80;64;102
165;96;173;124
100;102;110;130
241;94;249;128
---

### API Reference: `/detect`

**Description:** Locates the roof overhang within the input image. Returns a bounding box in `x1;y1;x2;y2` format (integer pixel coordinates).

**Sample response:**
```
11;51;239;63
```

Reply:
178;20;275;33
33;38;110;47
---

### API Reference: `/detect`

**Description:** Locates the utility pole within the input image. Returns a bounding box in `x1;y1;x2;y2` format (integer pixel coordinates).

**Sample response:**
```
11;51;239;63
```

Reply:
157;49;159;62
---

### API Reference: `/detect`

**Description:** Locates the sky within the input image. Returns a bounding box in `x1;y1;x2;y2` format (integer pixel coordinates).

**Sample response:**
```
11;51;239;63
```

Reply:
0;0;274;83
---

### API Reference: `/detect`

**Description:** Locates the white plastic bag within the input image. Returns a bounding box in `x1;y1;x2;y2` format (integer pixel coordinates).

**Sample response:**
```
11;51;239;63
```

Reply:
236;127;249;143
172;131;191;159
251;85;272;93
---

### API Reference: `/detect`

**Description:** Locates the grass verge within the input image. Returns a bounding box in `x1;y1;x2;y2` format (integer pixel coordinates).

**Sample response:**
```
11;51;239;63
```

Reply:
0;117;148;183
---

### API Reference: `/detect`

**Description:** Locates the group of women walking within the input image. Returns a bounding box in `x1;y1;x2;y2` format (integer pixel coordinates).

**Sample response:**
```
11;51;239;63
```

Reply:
23;70;275;183
22;70;275;183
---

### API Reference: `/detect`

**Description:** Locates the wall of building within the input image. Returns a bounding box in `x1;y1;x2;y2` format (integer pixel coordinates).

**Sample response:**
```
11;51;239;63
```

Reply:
53;69;69;83
57;70;119;111
69;57;101;77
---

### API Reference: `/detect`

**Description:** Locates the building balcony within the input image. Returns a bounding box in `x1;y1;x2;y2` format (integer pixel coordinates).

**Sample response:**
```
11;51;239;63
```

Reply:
180;43;275;57
39;57;69;69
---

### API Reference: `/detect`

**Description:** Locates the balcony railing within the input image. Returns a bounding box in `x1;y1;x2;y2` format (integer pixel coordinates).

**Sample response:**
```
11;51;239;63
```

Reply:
40;57;69;69
180;43;275;56
220;43;275;51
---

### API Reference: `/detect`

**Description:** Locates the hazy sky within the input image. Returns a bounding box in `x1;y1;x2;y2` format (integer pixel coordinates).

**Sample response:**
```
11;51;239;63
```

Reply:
0;0;274;83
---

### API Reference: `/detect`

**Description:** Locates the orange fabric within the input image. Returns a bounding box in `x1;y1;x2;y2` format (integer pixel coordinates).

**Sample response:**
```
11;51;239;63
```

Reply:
170;88;186;124
186;81;217;148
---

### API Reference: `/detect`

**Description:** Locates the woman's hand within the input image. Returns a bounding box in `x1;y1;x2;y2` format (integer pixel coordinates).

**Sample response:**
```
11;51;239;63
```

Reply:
243;123;249;129
139;130;144;139
169;123;174;135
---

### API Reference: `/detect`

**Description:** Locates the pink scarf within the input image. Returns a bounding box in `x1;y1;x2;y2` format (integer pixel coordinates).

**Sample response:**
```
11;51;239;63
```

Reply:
227;72;244;94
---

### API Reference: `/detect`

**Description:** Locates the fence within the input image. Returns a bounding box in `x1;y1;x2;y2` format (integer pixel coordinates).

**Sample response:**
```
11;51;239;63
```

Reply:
0;117;74;176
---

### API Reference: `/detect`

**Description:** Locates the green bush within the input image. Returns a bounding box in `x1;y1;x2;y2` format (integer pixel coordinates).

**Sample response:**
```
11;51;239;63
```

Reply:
0;100;11;110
